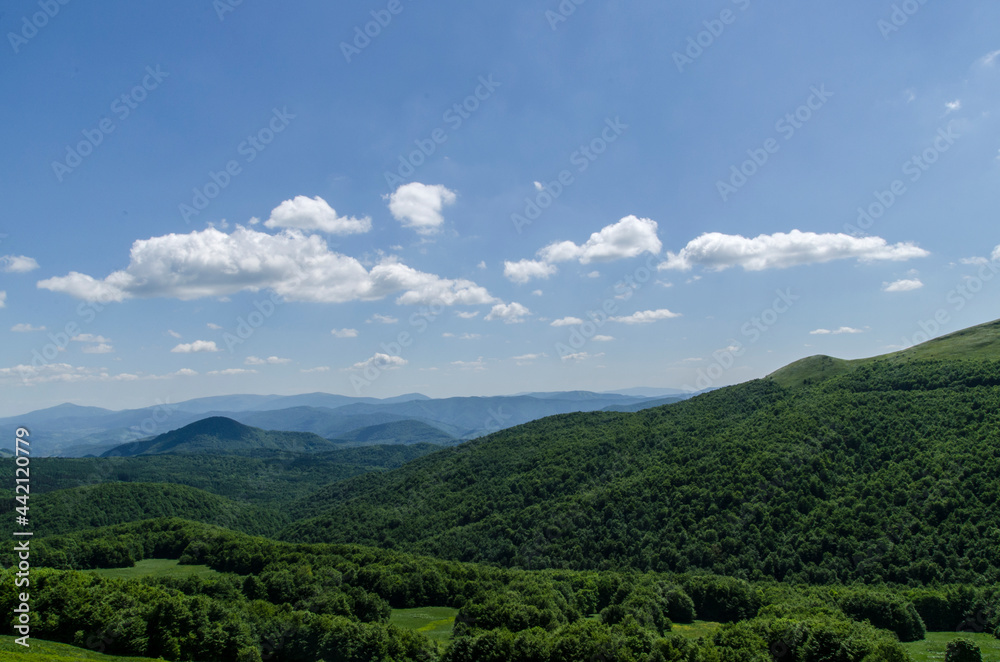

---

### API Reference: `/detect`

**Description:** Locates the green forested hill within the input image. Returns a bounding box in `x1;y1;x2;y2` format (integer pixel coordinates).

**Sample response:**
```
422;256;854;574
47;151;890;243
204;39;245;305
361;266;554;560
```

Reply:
100;416;338;457
27;482;287;538
280;357;1000;584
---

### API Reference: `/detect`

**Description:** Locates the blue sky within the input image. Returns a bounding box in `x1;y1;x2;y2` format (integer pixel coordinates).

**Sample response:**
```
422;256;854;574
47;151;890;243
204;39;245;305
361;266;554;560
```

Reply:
1;0;999;416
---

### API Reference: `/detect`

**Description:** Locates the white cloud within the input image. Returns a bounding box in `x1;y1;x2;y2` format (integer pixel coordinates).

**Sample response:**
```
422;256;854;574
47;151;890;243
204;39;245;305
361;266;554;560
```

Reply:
485;302;531;324
455;311;480;319
0;291;5;308
264;195;371;235
585;271;601;278
992;245;1000;262
208;368;257;376
512;353;547;362
451;357;486;371
503;259;558;284
350;353;408;371
945;99;962;114
551;317;584;327
0;363;196;386
560;351;605;362
71;334;111;343
207;323;222;330
538;216;662;265
883;278;924;292
301;366;331;373
477;261;487;270
167;329;182;339
981;50;1000;67
661;230;929;272
82;343;114;354
388;183;457;235
610;309;682;324
369;314;398;324
245;356;291;365
810;327;864;335
37;226;496;307
1;255;39;273
531;289;544;297
171;340;220;353
592;335;615;342
445;332;482;340
331;328;359;338
11;324;45;332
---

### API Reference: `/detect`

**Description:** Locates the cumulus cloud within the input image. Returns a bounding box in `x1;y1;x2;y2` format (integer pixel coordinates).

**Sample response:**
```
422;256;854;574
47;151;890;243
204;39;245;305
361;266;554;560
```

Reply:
82;343;114;354
504;216;661;284
944;99;962;114
71;334;111;343
207;323;222;330
539;216;662;265
167;329;182;339
883;278;924;292
388;183;457;235
810;327;864;335
301;366;331;373
551;317;584;327
660;230;929;272
245;356;291;365
369;314;398;324
512;353;547;363
331;328;359;338
485;302;531;324
455;311;480;319
350;353;408;371
11;324;45;332
1;255;39;273
451;357;486;371
171;340;220;353
610;309;681;324
503;259;558;284
264;195;371;235
208;368;256;376
593;335;615;341
0;291;6;308
36;226;496;307
0;363;194;386
560;351;605;362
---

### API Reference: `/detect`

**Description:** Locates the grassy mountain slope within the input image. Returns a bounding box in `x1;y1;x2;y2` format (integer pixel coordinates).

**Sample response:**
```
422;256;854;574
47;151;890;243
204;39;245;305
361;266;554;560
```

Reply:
769;317;1000;388
100;416;337;457
279;319;1000;584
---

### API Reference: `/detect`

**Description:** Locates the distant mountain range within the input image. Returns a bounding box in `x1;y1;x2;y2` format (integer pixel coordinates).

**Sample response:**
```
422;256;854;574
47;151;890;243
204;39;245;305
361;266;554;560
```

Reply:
0;389;701;457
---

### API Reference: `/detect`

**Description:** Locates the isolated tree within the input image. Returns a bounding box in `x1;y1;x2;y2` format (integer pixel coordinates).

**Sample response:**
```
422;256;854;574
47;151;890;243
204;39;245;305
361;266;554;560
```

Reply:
945;638;982;662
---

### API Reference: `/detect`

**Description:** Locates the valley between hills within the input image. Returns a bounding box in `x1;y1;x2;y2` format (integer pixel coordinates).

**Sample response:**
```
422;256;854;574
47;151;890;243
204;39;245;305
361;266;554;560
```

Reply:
4;319;1000;661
